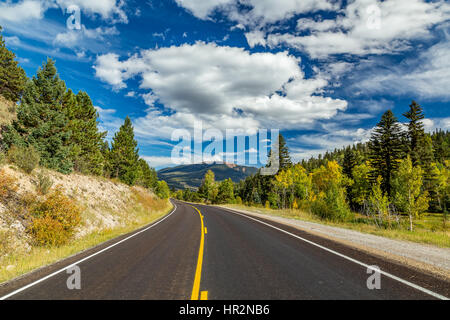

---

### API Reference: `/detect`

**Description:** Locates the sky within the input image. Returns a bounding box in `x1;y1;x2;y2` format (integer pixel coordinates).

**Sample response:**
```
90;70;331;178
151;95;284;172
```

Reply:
0;0;449;169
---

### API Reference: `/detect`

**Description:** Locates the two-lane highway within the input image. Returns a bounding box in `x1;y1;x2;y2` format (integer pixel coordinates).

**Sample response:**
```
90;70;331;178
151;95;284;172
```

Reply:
1;200;449;300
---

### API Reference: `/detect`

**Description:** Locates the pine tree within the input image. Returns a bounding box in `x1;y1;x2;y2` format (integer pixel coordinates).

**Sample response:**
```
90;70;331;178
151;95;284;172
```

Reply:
109;116;141;185
63;90;106;175
342;146;357;179
0;26;27;102
3;59;72;173
368;110;404;197
403;101;432;166
136;158;158;189
267;133;292;170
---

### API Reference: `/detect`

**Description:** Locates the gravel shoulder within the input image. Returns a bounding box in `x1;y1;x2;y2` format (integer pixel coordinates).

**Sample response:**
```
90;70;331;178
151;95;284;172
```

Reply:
218;205;450;280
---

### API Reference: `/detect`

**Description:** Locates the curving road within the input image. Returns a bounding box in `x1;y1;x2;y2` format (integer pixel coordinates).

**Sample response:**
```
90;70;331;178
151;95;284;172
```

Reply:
0;200;449;300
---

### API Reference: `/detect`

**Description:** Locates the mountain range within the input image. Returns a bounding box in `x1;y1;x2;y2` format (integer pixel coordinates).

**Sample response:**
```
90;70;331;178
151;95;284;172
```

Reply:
157;162;258;190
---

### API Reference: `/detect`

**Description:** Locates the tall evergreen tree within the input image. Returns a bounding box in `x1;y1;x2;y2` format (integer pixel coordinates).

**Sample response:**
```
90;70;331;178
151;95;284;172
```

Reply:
368;110;404;197
109;116;141;185
63;90;106;175
342;146;357;179
2;59;72;173
403;101;432;166
0;26;27;102
267;133;292;170
136;158;158;189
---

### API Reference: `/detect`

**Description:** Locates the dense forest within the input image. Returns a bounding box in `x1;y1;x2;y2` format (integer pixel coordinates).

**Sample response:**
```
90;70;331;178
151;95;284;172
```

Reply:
175;106;449;231
0;27;170;199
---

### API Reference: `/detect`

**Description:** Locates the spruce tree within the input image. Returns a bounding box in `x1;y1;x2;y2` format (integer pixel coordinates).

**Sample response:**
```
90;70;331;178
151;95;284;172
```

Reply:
109;116;141;185
368;110;404;197
267;133;292;170
0;26;27;102
403;101;431;166
342;146;357;179
63;90;106;175
3;59;72;173
136;158;158;189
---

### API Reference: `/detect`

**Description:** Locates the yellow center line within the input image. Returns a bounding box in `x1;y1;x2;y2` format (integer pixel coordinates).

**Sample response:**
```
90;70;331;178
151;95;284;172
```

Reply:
200;291;208;300
190;205;206;300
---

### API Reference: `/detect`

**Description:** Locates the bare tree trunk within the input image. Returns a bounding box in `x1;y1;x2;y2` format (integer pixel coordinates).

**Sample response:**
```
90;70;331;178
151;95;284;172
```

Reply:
409;214;413;232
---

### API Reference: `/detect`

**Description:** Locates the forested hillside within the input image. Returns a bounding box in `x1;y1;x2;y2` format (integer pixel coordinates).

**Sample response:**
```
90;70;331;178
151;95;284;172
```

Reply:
175;105;449;234
0;27;172;281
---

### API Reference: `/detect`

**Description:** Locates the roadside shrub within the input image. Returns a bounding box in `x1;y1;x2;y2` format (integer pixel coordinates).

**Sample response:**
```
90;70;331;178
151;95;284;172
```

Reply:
0;169;17;200
8;145;40;174
310;186;353;221
36;170;53;195
28;216;66;247
28;188;81;247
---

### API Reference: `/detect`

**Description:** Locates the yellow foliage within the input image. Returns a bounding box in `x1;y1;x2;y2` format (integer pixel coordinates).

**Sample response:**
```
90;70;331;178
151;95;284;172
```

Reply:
28;187;81;247
0;169;17;200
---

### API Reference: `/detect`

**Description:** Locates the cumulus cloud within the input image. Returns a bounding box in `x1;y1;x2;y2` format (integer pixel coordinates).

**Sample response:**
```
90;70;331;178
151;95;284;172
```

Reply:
94;42;347;138
0;0;47;22
176;0;449;59
267;0;450;58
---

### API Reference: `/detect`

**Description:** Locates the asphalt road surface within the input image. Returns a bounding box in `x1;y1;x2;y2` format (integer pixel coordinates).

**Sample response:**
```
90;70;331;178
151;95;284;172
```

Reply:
1;200;449;300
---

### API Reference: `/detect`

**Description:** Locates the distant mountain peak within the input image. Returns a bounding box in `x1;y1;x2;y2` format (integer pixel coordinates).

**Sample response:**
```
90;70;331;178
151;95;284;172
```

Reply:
157;162;258;190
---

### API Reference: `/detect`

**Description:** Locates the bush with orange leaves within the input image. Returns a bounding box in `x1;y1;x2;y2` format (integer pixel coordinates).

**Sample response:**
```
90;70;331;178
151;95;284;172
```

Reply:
28;187;81;247
0;169;18;201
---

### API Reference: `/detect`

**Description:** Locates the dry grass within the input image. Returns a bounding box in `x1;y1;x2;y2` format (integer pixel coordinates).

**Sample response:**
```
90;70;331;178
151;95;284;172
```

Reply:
223;204;450;248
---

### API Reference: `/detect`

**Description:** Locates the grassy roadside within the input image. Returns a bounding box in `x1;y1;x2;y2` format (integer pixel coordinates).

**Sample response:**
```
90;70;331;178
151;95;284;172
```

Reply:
220;204;450;248
0;193;173;284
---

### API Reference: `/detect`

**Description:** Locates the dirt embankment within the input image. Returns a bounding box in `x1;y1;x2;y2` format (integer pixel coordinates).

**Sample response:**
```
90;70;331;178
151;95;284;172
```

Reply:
0;165;168;262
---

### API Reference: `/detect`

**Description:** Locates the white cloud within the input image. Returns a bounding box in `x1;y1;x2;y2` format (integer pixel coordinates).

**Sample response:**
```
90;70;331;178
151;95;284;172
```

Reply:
94;42;347;139
290;127;373;161
0;0;127;24
0;0;46;22
176;0;449;59
267;0;450;58
422;117;450;132
54;25;119;48
55;0;128;23
354;40;450;100
175;0;334;28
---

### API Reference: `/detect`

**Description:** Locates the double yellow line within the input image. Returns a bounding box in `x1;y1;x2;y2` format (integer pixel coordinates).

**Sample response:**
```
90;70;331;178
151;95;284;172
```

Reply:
190;206;208;300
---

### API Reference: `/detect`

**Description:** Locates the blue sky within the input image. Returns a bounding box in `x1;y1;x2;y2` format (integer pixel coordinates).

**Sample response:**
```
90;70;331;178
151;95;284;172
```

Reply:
0;0;449;169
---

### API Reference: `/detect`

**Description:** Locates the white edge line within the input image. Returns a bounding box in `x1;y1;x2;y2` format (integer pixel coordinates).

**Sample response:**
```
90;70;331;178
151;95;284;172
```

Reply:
219;206;449;301
0;202;178;300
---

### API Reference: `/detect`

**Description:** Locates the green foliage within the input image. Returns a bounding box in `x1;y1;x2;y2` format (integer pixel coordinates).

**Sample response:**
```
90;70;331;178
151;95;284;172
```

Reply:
392;157;429;231
350;162;371;206
136;158;158;189
368;110;405;197
63;90;106;175
267;133;292;170
156;180;170;199
8;144;40;174
28;188;81;246
0;26;27;102
310;161;353;221
108;116;141;185
2;59;72;173
199;170;218;203
36;170;53;195
217;178;234;204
